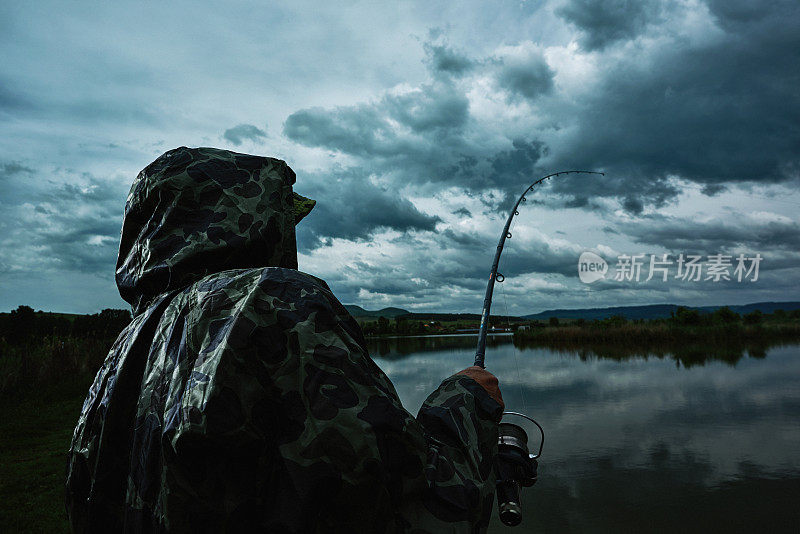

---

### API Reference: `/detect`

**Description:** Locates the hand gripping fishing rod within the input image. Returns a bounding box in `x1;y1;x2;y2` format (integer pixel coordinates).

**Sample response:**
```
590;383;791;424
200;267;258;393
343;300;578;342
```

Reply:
474;170;604;527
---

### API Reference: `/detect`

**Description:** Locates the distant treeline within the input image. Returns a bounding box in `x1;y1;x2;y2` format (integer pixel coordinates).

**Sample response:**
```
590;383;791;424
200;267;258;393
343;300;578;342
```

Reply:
360;316;521;336
361;316;433;336
0;305;131;398
398;313;483;322
359;314;521;336
515;306;800;347
0;305;131;344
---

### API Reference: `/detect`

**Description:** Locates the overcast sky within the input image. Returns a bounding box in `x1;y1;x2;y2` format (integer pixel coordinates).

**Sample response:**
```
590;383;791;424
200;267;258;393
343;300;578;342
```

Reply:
1;0;799;314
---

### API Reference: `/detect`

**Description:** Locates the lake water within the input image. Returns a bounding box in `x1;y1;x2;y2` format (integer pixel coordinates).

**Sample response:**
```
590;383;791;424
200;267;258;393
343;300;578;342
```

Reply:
368;335;800;533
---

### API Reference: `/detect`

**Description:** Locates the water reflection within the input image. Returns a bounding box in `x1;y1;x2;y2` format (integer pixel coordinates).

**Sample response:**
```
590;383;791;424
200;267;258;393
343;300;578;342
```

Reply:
370;333;778;366
515;337;775;368
367;336;800;533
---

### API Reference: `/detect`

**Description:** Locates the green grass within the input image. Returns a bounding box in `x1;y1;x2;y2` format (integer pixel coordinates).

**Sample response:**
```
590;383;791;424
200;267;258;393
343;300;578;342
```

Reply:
0;336;110;397
0;329;120;531
0;379;89;532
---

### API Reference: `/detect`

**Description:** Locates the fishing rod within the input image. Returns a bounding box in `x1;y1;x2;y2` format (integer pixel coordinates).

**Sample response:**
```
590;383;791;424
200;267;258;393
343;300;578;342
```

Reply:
475;170;604;368
475;170;604;527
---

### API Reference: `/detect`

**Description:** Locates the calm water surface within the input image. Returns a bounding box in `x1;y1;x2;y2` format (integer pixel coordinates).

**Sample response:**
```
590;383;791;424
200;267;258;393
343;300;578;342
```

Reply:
368;335;800;533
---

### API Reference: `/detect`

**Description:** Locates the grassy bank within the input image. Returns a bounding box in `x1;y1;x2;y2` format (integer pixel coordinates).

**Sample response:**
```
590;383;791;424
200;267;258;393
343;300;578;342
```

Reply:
0;336;113;399
0;334;112;532
0;306;128;532
0;333;112;532
0;380;90;533
0;306;129;399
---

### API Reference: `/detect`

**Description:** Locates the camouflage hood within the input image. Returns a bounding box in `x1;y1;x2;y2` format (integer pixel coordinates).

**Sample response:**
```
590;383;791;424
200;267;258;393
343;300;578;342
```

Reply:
116;147;315;315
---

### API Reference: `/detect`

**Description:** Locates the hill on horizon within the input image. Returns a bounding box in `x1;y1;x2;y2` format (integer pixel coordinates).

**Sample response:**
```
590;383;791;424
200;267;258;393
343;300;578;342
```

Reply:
343;300;800;322
343;305;410;318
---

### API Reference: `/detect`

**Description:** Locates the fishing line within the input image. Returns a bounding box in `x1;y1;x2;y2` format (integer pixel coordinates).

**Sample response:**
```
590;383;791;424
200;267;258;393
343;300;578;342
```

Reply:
500;275;530;416
497;207;531;416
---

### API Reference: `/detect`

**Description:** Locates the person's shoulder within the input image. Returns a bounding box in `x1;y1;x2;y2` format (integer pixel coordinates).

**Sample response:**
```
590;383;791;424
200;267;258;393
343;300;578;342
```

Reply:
183;267;364;356
191;267;330;294
253;267;339;306
179;267;325;301
185;267;346;322
256;267;332;293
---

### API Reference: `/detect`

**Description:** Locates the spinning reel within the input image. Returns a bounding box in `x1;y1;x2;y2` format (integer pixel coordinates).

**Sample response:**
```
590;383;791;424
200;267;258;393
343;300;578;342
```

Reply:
494;412;544;527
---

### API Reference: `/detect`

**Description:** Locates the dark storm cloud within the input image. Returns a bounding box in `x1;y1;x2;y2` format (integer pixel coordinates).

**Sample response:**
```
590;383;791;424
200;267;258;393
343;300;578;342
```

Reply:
424;43;474;77
705;0;773;30
618;213;800;253
38;216;121;272
560;194;607;212
556;0;665;51
222;123;267;145
284;105;397;157
384;86;470;133
346;267;431;297
488;140;548;187
295;168;441;248
495;48;554;101
284;83;469;160
700;184;727;196
441;228;484;248
565;47;797;184
497;242;581;279
0;161;34;178
0;166;127;275
288;1;799;218
433;226;580;281
545;0;800;210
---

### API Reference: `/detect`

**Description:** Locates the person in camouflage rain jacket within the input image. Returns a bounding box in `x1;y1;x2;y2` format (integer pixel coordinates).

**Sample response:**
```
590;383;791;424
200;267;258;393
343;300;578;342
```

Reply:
66;146;505;533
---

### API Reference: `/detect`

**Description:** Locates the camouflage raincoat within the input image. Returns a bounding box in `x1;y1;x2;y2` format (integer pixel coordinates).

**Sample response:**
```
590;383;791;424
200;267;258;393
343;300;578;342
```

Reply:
66;147;502;533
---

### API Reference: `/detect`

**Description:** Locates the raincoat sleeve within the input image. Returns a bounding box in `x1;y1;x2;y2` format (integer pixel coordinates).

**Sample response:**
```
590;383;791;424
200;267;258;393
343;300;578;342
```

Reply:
261;273;502;533
286;329;502;533
400;374;502;532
